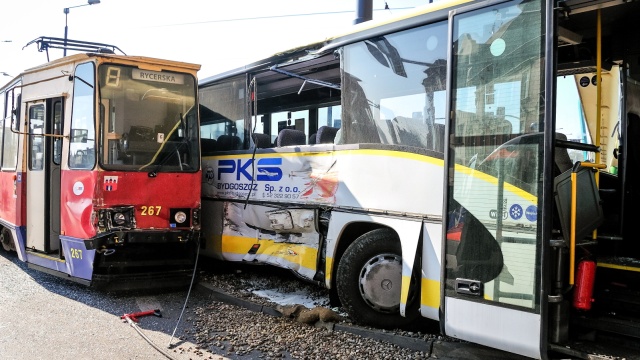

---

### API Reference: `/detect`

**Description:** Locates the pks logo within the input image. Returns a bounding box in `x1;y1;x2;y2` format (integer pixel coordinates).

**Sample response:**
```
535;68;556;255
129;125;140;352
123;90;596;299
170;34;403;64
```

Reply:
218;158;283;181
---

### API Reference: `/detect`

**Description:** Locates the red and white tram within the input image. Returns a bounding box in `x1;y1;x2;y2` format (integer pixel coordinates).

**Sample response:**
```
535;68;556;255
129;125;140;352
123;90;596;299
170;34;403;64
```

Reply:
0;38;201;290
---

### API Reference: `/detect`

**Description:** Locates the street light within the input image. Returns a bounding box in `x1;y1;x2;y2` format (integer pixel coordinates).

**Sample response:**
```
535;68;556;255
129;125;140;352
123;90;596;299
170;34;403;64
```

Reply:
1;72;11;77
63;0;100;56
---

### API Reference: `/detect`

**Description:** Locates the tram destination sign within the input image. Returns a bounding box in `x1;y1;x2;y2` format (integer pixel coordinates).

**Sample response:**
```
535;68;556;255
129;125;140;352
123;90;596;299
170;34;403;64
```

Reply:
132;69;184;84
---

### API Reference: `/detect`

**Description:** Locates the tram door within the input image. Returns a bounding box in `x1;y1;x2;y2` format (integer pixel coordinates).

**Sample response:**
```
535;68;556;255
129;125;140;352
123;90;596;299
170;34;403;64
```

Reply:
442;0;549;358
26;98;63;254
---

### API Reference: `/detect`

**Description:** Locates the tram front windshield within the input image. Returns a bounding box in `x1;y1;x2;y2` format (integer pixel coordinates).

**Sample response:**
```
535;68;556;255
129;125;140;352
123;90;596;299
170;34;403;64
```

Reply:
98;65;198;172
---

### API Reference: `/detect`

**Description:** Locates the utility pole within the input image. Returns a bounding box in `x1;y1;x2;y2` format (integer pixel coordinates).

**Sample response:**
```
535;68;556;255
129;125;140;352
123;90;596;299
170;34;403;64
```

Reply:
354;0;373;24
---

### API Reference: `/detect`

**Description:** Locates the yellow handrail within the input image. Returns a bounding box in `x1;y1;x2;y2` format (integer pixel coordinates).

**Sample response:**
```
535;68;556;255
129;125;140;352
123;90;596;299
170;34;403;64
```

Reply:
569;162;607;285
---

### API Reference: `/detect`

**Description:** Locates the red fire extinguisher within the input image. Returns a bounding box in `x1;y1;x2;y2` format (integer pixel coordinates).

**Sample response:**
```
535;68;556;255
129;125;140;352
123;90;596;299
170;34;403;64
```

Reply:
573;259;596;310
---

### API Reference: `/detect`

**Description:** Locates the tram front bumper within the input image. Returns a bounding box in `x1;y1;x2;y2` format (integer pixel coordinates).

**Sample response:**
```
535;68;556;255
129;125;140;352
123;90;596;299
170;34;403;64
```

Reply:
91;267;197;291
87;229;200;291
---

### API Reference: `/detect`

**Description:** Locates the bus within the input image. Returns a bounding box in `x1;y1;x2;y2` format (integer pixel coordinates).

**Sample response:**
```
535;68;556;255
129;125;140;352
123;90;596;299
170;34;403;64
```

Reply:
0;37;202;291
198;0;640;358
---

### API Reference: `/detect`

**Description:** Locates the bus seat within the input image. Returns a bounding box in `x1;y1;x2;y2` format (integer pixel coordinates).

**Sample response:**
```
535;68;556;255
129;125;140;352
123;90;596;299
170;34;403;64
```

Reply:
554;133;573;174
276;129;306;147
217;134;241;151
201;138;217;156
308;133;317;145
251;133;271;148
316;126;339;144
554;165;604;241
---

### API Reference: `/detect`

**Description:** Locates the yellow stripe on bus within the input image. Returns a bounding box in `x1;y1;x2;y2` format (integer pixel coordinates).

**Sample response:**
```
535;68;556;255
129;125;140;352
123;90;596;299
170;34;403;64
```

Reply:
325;256;334;286
454;163;537;203
204;148;444;166
401;275;411;305
221;234;319;271
421;278;440;309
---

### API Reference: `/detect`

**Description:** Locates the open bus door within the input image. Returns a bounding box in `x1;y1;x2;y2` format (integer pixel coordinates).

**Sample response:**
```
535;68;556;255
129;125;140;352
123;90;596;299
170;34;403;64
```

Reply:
442;0;551;357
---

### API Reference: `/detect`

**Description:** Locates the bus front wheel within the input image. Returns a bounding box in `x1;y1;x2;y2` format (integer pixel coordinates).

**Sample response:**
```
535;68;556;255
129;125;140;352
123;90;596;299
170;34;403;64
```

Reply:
336;228;417;328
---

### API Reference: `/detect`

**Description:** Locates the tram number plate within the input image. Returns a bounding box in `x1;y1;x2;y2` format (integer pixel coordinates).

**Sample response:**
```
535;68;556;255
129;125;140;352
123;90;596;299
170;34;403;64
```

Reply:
140;206;162;216
70;248;83;259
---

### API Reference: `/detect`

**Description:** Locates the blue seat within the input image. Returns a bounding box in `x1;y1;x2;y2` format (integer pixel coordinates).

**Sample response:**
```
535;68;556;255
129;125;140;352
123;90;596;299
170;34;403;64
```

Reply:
252;133;272;148
316;126;339;144
217;135;241;151
201;138;217;155
276;129;306;147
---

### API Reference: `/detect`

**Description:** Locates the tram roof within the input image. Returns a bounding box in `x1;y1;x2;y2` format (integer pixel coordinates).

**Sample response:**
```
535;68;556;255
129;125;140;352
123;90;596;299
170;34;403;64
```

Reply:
21;53;201;75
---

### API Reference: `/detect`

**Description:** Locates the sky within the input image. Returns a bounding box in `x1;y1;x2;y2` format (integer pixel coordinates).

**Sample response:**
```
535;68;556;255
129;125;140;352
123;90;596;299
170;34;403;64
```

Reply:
1;0;428;81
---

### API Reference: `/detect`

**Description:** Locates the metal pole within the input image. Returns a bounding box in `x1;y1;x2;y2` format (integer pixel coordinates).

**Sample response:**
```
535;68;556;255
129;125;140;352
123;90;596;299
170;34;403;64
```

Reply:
354;0;372;24
64;8;69;56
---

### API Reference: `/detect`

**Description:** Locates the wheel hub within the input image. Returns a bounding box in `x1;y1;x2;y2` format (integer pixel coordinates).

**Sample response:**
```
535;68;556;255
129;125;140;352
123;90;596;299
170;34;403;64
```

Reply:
358;253;402;312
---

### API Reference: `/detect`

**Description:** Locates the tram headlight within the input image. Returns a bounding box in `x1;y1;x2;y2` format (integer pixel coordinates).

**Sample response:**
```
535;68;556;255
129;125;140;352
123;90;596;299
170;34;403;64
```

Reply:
113;212;126;225
101;206;136;230
174;211;187;224
169;208;191;228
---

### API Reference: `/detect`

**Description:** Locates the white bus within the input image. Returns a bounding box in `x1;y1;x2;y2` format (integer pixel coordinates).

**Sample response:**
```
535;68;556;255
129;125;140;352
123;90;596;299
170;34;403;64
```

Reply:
199;0;640;358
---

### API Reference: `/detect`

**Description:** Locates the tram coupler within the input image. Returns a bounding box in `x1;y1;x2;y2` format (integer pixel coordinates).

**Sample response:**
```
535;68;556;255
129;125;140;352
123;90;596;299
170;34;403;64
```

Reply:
121;309;162;322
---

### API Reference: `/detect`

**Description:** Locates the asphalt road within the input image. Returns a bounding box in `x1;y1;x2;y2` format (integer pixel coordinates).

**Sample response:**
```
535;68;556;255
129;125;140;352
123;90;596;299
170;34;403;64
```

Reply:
0;250;225;360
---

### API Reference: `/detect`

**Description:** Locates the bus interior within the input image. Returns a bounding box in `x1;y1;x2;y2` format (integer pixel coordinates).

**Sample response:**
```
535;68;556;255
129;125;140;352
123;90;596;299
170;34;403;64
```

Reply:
549;0;640;355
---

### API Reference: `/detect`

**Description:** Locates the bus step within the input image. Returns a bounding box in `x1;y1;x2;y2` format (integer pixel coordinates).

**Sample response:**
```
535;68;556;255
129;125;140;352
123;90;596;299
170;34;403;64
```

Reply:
598;256;640;272
572;314;640;339
597;234;624;241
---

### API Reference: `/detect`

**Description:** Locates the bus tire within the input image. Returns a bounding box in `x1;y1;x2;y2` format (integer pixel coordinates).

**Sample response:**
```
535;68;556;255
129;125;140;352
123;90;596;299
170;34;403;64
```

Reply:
336;228;417;328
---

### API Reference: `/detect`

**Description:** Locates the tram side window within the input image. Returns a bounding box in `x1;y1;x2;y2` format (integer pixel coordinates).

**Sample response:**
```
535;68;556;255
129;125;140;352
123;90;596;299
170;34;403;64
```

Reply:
69;62;96;169
2;87;21;170
199;76;246;152
29;104;46;171
53;101;63;165
0;92;4;168
340;21;448;152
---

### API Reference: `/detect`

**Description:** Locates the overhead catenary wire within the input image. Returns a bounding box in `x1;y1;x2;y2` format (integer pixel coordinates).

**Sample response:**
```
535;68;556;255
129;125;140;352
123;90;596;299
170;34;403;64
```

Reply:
147;7;413;28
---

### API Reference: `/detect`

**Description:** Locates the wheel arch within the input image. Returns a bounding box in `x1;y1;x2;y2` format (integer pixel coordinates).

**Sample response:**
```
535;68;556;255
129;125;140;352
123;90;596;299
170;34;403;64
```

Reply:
325;212;423;316
327;220;389;306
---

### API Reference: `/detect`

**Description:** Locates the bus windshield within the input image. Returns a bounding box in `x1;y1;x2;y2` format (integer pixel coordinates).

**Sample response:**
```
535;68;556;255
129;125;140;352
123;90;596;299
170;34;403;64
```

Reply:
98;64;198;172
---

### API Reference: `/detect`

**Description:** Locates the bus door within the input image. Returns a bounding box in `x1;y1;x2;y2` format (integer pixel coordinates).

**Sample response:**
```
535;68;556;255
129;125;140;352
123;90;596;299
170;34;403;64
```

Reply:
26;98;64;254
442;0;550;358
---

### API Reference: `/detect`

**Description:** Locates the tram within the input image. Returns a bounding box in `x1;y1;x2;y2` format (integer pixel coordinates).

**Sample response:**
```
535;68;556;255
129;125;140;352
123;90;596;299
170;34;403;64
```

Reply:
0;38;201;290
